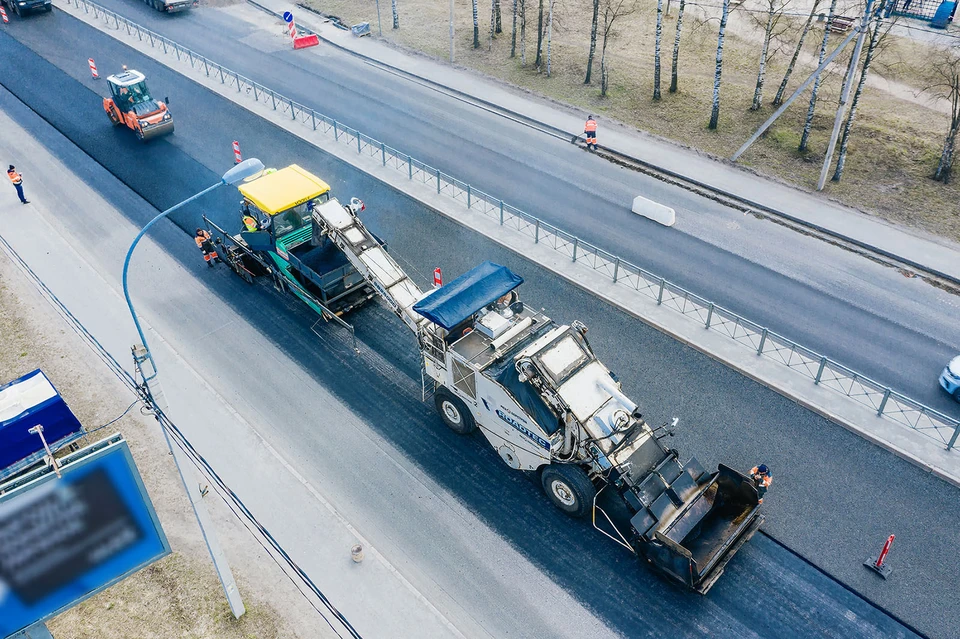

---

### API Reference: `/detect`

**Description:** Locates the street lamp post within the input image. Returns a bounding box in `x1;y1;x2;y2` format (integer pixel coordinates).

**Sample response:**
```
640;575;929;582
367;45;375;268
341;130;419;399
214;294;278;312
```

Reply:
121;158;264;620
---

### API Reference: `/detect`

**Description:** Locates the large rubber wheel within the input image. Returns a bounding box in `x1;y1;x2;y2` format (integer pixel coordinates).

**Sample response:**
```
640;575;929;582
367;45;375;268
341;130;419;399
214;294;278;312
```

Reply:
540;464;596;518
135;127;145;141
434;388;476;435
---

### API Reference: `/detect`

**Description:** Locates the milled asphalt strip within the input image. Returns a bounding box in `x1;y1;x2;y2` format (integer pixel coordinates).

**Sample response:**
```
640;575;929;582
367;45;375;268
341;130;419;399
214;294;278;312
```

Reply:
253;0;960;289
53;0;960;488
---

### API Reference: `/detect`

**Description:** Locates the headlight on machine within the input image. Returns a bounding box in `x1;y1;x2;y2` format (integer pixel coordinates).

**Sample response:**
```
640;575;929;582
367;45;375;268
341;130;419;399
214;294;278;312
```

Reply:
162;113;172;121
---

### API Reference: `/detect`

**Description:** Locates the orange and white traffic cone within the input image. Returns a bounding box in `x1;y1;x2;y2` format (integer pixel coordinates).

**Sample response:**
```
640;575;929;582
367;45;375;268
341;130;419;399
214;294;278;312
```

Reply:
233;140;242;164
1;7;10;23
88;58;99;79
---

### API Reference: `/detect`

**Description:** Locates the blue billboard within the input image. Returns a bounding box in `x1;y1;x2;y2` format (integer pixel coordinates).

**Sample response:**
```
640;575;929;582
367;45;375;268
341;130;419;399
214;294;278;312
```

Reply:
0;370;84;480
0;435;170;638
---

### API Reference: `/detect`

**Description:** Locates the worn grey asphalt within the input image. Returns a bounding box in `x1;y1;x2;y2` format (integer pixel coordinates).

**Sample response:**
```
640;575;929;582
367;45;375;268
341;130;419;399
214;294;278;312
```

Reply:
0;11;957;637
39;0;960;420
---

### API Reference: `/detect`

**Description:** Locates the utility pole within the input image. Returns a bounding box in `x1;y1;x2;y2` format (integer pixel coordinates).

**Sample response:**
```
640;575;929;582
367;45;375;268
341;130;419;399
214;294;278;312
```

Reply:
731;27;860;161
817;0;874;190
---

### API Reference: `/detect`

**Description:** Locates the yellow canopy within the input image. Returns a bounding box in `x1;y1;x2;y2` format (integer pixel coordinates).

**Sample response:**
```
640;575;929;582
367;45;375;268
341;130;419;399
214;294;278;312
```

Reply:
237;164;331;215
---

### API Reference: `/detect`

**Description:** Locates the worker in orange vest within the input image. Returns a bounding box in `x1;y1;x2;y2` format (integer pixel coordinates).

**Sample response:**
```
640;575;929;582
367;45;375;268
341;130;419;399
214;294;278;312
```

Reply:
750;464;772;503
584;116;598;151
194;228;221;268
7;165;28;204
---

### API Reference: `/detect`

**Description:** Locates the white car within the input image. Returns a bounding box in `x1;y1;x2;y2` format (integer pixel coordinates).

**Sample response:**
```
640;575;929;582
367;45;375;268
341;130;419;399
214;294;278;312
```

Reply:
940;356;960;402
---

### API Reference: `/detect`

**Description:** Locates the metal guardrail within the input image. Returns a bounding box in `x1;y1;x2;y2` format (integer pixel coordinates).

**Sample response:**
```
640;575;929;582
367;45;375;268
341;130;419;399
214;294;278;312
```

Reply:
64;0;960;450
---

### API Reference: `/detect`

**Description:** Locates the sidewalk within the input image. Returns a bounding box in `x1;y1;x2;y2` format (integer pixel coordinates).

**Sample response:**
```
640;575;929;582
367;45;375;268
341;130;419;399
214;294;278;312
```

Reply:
253;0;960;282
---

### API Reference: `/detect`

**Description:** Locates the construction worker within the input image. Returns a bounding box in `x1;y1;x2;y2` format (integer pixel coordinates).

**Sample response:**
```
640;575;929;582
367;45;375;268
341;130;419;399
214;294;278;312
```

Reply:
242;212;258;232
584;115;598;151
7;165;28;204
750;464;772;503
194;228;221;268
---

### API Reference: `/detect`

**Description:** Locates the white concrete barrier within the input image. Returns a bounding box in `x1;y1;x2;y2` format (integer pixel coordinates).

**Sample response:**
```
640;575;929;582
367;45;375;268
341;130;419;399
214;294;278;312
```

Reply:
632;195;676;227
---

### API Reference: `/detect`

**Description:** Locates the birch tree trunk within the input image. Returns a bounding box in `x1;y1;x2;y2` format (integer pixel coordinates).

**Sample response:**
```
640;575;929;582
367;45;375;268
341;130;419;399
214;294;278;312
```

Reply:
521;0;527;64
935;123;958;183
546;0;554;77
490;0;496;49
751;0;776;110
654;0;664;100
473;0;480;47
511;0;519;57
600;38;609;96
799;0;838;151
708;0;730;130
773;1;820;106
496;0;503;32
669;0;686;93
535;0;545;68
833;8;885;182
392;0;399;29
585;0;600;83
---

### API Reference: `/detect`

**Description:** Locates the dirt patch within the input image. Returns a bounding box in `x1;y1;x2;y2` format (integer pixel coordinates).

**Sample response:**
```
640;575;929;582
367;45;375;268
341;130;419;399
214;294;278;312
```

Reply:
0;253;335;637
304;0;960;242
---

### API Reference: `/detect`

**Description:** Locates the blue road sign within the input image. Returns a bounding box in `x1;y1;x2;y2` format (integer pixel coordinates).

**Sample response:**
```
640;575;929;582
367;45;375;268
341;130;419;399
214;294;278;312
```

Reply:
282;11;293;23
0;435;170;638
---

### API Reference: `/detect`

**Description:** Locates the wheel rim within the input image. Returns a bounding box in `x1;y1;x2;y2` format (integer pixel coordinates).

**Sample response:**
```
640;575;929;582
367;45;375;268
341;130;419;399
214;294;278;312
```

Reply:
441;400;462;425
550;479;577;507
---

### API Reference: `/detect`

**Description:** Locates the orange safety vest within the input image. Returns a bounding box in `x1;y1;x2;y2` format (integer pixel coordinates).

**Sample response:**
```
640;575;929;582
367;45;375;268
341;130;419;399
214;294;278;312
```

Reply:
242;216;258;232
750;467;772;488
7;169;22;185
195;231;211;248
584;119;597;133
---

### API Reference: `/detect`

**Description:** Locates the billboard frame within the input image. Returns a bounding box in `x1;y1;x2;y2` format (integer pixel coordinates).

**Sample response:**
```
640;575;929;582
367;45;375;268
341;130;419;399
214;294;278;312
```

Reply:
0;434;170;638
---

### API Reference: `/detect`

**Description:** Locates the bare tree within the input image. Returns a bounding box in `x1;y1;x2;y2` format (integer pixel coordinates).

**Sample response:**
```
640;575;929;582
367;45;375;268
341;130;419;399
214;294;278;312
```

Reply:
598;0;636;96
833;2;891;182
473;0;481;47
773;0;822;107
535;0;545;68
586;0;601;83
751;0;785;110
654;0;664;99
391;0;399;29
708;0;731;129
799;0;838;151
491;0;496;49
669;0;687;93
546;0;556;76
496;0;503;32
928;45;960;183
521;0;527;64
511;0;519;57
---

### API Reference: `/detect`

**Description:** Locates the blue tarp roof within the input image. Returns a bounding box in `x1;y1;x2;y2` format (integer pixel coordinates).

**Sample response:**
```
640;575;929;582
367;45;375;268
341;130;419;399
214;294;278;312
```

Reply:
0;369;83;472
413;261;523;330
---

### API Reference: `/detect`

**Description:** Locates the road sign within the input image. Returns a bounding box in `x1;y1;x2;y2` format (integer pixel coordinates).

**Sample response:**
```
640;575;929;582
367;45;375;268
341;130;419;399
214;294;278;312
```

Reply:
0;435;170;637
282;10;293;23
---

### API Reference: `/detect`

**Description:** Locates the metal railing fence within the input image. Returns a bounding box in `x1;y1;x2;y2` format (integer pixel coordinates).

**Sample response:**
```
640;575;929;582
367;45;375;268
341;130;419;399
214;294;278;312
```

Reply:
64;0;960;450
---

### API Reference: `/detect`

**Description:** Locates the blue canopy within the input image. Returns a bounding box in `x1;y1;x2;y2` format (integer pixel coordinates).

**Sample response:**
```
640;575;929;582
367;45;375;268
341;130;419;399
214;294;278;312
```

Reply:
0;370;83;473
414;261;523;330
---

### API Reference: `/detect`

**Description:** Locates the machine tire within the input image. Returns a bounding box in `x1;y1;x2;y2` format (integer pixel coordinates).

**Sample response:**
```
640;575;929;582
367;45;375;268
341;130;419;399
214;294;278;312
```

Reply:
434;388;476;435
135;127;145;141
14;2;21;16
540;464;596;519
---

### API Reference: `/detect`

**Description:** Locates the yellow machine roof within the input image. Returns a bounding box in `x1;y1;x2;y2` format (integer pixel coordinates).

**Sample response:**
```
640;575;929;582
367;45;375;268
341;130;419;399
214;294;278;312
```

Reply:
237;164;331;215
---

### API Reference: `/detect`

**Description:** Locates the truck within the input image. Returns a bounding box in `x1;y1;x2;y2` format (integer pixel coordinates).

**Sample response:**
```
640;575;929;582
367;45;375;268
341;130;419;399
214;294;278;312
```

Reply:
217;164;765;593
0;0;51;17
